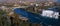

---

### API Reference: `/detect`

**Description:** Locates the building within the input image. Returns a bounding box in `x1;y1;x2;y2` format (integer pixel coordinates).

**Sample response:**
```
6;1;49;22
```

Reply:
42;7;59;19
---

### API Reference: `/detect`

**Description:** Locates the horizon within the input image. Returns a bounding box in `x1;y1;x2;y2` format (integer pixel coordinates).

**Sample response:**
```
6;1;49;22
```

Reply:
0;0;60;2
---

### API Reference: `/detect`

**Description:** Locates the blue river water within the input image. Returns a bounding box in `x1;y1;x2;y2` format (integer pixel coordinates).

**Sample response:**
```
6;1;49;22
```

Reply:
13;8;60;26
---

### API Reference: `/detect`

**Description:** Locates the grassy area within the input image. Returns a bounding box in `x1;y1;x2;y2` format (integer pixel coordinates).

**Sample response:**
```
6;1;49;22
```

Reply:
0;10;5;15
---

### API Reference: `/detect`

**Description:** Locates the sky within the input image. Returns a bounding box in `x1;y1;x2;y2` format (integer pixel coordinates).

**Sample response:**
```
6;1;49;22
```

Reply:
0;0;60;2
58;0;60;2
